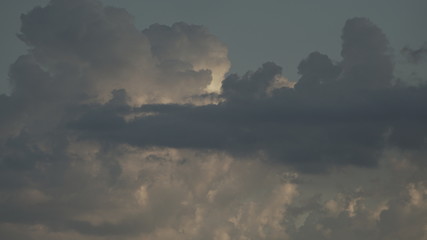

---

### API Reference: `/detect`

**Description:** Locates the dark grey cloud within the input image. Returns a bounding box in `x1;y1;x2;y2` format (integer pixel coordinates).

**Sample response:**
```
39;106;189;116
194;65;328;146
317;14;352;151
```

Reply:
72;85;427;173
71;18;427;173
340;18;393;89
294;51;340;91
221;62;282;101
401;42;427;64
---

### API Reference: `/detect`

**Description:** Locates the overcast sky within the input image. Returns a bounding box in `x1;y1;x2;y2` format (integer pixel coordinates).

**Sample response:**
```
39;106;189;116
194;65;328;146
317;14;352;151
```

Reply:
0;0;426;239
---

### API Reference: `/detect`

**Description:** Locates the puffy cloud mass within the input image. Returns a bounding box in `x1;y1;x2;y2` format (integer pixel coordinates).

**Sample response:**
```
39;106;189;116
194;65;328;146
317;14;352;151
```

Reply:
16;0;229;106
0;0;426;239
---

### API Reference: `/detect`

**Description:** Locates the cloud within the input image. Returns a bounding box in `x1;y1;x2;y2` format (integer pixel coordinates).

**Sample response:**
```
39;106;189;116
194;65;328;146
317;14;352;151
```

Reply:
0;0;426;239
221;62;283;101
0;146;301;240
15;0;229;105
285;152;427;240
143;22;230;93
340;17;393;89
401;42;427;64
72;18;427;172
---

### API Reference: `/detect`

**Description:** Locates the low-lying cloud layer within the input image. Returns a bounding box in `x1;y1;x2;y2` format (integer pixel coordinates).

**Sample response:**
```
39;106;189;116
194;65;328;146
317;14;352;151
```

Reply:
0;0;426;239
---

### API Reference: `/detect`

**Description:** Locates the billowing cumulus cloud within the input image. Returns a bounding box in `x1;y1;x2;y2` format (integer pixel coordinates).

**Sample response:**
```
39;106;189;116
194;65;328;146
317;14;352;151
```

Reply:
15;0;229;106
0;0;426;239
143;22;231;93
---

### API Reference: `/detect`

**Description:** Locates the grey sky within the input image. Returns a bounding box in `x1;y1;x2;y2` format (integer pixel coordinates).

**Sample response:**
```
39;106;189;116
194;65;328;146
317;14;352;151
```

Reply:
1;0;426;93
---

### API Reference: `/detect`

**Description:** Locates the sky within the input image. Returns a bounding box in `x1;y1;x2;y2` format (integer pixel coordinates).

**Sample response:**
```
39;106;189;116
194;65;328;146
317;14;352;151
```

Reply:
0;0;427;239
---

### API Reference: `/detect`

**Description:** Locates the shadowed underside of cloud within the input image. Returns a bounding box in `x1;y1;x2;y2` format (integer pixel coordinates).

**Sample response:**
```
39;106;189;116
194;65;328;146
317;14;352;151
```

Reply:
0;0;427;239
